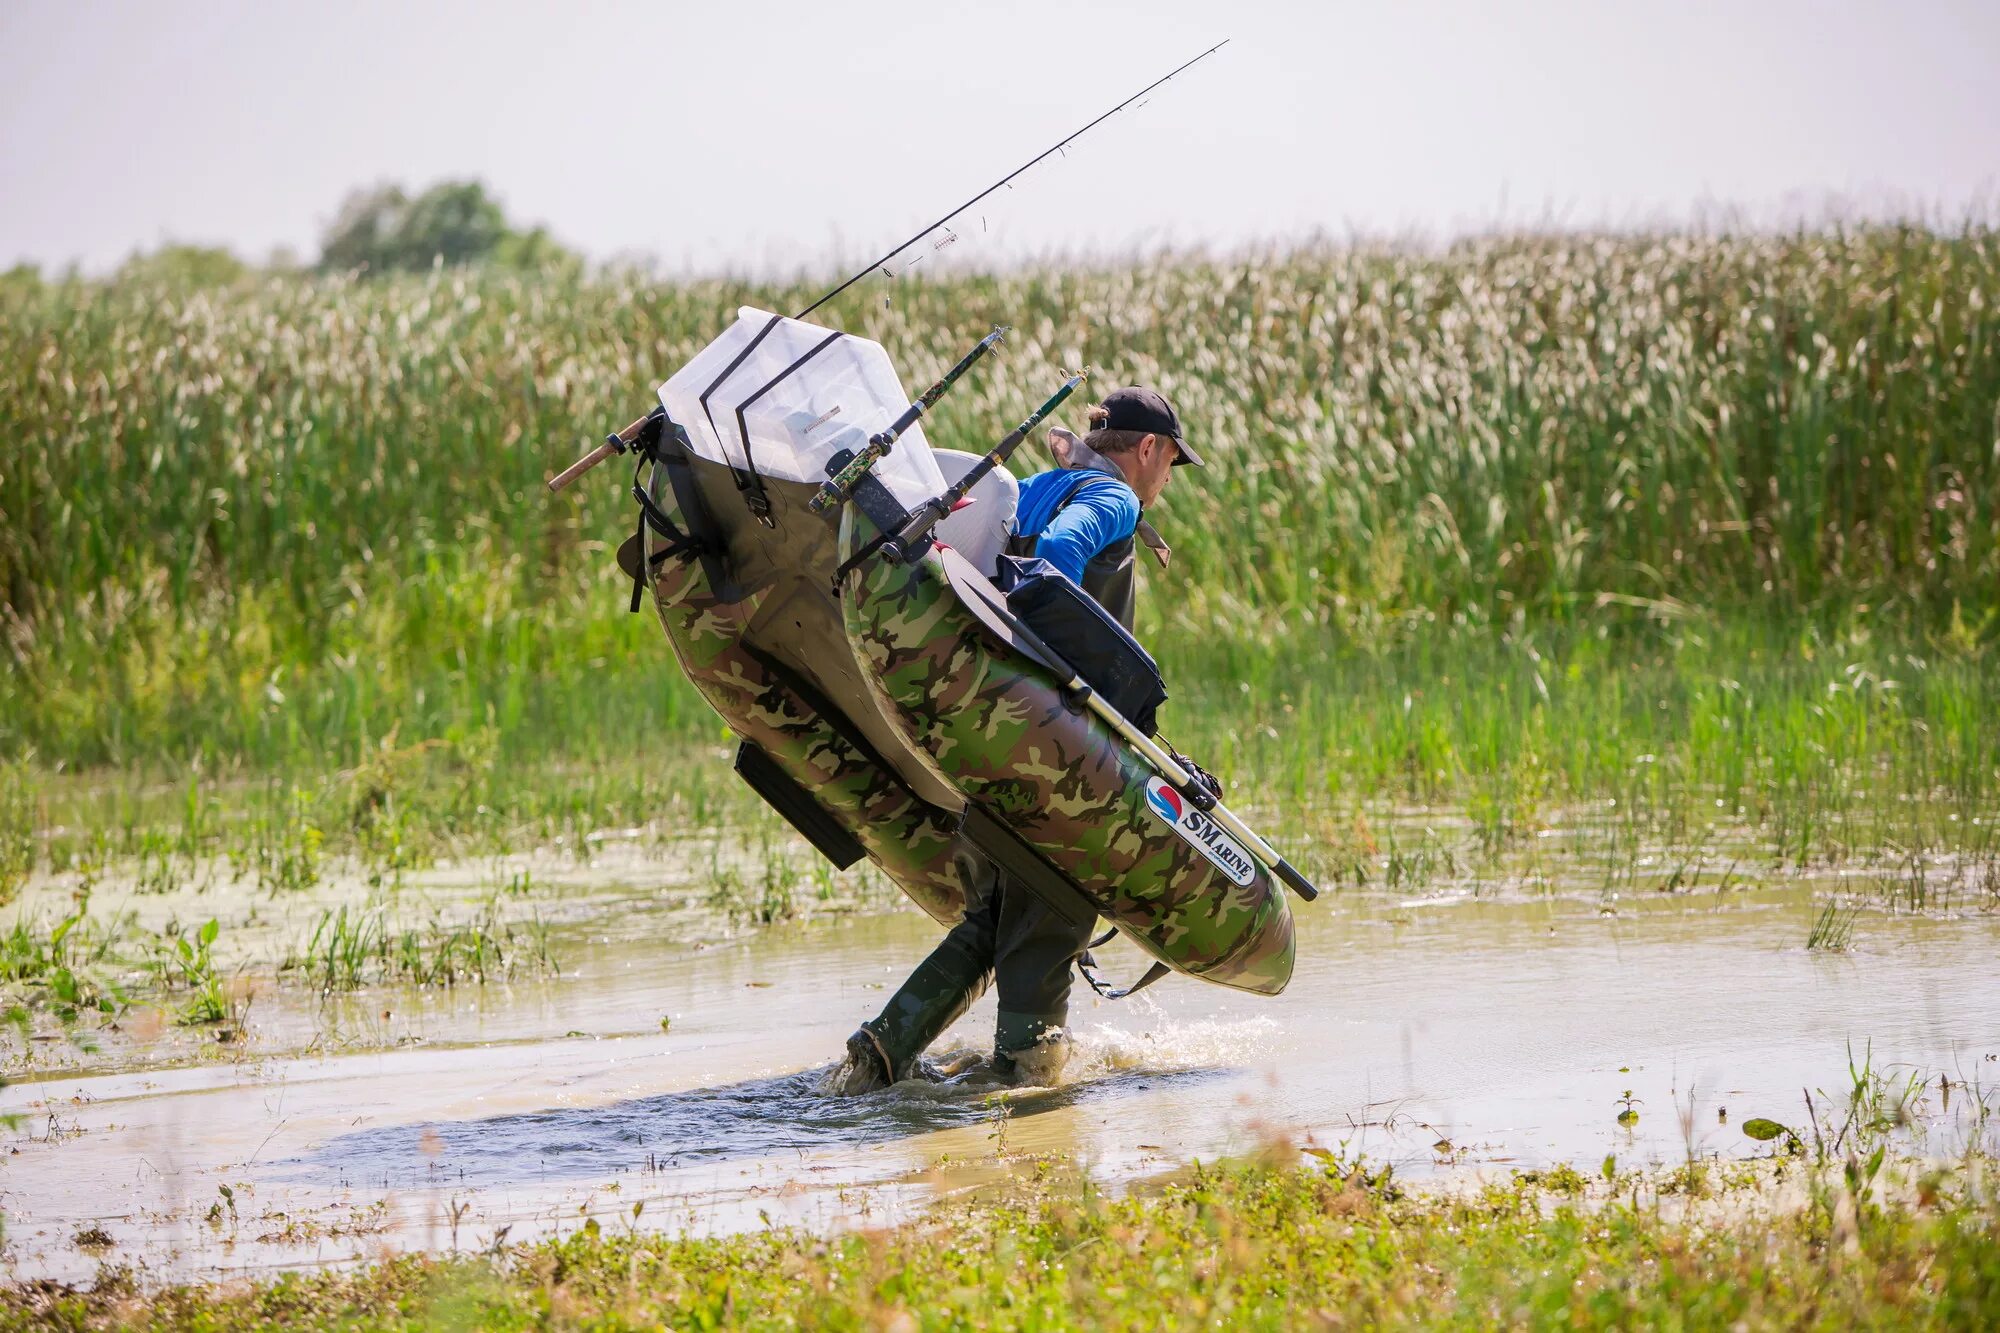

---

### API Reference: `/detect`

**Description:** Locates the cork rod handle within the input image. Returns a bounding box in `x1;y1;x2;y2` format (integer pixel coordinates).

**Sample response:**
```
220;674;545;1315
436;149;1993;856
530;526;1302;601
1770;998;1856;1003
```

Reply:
547;413;652;493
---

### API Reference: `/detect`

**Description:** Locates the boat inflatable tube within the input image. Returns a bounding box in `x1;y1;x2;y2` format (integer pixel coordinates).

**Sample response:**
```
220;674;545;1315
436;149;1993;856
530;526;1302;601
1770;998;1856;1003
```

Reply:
838;507;1293;996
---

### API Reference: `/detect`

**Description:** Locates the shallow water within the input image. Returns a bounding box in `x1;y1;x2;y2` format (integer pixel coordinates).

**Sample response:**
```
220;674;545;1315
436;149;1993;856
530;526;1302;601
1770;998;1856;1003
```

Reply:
3;872;1996;1285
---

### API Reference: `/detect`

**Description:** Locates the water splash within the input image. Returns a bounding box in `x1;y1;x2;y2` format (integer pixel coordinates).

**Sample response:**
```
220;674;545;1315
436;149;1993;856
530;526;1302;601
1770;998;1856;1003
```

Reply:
1068;1017;1281;1078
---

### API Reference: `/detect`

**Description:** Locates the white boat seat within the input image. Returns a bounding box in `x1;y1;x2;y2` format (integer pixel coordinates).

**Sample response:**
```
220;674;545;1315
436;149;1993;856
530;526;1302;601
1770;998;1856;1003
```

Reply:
930;449;1019;580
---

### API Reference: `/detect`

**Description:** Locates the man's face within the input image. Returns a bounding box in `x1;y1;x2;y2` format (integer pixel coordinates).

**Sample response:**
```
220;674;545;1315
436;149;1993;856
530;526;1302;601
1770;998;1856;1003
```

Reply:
1128;432;1180;507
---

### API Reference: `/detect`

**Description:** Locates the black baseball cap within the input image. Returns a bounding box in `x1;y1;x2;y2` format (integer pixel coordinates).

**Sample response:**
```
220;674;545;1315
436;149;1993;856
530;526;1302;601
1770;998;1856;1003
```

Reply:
1099;386;1204;467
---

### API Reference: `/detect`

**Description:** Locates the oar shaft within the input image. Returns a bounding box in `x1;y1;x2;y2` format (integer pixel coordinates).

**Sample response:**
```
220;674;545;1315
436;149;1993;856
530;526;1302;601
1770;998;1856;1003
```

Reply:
1072;678;1320;902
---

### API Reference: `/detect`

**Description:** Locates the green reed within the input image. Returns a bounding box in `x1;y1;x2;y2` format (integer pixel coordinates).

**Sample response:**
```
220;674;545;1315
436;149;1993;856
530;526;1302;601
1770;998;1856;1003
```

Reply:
15;231;2000;621
6;608;1992;898
0;231;1995;863
285;900;557;993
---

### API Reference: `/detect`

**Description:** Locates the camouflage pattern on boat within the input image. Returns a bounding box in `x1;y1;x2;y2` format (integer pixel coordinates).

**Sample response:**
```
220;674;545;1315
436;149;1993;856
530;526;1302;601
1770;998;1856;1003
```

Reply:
836;506;1295;996
643;473;970;925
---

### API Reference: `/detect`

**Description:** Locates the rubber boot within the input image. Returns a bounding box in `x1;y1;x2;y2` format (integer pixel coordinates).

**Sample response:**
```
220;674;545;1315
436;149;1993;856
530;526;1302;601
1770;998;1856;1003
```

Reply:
834;847;1002;1094
858;947;992;1081
826;1026;893;1096
991;1021;1072;1086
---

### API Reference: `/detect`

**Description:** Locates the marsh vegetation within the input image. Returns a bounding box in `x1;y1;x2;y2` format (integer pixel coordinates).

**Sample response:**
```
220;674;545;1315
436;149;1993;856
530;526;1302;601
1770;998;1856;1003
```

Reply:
1;230;1996;1314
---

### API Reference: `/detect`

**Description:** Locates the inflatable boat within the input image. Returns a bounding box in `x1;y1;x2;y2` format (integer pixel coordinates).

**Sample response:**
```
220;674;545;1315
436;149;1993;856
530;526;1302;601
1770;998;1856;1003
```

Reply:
562;309;1316;996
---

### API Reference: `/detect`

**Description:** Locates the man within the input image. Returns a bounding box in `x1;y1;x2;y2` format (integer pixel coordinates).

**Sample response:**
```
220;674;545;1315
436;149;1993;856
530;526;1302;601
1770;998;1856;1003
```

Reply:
835;386;1203;1092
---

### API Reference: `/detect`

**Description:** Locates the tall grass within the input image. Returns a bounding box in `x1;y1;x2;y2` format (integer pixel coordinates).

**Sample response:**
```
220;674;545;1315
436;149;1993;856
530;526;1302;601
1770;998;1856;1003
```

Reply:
1;229;1995;780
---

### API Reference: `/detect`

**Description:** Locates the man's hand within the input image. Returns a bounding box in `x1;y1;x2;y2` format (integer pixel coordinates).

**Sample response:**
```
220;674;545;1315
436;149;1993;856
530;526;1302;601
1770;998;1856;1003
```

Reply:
1173;751;1224;802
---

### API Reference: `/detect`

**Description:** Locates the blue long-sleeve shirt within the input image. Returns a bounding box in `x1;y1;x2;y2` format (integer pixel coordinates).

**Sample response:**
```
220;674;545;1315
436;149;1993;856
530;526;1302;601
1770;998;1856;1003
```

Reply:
1012;470;1141;584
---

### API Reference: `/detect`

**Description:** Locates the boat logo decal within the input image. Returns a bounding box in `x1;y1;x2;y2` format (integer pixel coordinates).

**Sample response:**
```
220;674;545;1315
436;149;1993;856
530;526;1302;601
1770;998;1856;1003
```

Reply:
1143;777;1258;886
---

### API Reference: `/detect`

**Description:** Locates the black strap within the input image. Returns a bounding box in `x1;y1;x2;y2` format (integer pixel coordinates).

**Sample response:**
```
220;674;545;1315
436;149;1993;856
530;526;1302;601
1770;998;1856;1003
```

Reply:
629;504;647;612
831;528;896;591
1077;923;1167;999
627;476;704;612
698;315;783;495
629;535;702;612
1009;470;1125;553
632;481;698;547
730;329;846;525
1078;955;1170;1001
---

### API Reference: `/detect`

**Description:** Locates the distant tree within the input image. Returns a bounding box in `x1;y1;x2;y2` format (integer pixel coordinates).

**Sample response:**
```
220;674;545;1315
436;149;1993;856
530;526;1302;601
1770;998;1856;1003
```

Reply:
114;244;249;287
319;183;410;273
494;225;582;278
318;179;577;276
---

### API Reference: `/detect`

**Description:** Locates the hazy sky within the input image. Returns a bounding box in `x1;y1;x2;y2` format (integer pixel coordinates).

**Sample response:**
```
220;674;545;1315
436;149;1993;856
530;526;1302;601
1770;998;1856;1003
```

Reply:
3;0;1995;276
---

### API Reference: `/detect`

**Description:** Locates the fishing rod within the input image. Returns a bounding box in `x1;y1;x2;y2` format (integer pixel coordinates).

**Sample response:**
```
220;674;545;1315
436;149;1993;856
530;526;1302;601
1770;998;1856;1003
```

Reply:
829;372;1086;588
878;372;1087;562
794;39;1230;322
548;410;656;493
809;326;1009;514
554;42;1222;495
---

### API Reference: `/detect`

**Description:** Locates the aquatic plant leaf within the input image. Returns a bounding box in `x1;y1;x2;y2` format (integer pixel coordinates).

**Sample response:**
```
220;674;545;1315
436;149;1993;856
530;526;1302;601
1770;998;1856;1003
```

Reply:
1741;1118;1792;1142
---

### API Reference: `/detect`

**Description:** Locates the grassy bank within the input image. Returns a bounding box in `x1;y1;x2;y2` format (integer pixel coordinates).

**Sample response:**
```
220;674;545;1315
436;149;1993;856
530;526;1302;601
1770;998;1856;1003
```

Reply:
8;1155;1996;1330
